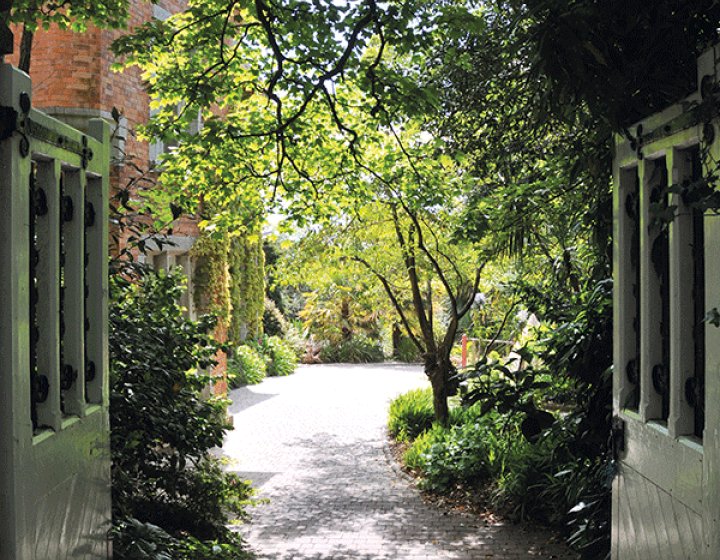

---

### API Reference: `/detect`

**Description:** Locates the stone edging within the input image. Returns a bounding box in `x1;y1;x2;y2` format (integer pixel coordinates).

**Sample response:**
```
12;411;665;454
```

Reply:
381;429;416;484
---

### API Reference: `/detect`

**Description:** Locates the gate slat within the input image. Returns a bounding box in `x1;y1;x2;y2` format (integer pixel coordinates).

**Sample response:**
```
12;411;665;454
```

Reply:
34;159;62;431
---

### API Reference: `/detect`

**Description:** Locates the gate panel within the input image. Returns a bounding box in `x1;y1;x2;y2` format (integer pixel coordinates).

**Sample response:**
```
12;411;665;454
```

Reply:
616;466;702;559
612;45;720;559
0;63;111;559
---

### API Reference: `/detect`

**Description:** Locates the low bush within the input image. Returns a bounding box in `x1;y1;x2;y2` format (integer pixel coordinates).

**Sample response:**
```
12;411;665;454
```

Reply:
403;424;444;471
112;518;253;560
110;270;254;556
392;388;612;559
284;322;314;361
320;334;385;363
412;417;494;493
228;345;267;387
256;335;298;376
388;388;434;442
388;387;475;442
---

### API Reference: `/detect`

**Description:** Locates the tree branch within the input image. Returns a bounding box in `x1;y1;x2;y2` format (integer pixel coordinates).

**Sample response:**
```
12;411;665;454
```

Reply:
351;255;424;353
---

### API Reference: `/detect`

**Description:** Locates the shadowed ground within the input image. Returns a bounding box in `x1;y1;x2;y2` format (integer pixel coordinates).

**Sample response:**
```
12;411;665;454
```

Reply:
223;363;578;559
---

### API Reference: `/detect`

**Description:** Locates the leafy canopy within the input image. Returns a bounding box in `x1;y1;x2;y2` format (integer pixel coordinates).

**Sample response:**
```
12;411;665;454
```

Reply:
111;0;482;227
10;0;129;33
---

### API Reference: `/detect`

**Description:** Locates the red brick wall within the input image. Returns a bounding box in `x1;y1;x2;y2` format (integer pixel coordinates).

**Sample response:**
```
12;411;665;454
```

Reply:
15;25;103;110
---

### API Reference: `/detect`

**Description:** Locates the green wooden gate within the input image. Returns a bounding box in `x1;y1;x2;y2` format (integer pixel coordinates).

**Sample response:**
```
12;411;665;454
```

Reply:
0;62;112;559
612;45;720;560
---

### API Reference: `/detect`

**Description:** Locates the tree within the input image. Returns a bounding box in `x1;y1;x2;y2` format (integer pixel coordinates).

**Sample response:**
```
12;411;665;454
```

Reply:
352;202;483;426
109;0;466;228
279;119;484;425
512;0;720;131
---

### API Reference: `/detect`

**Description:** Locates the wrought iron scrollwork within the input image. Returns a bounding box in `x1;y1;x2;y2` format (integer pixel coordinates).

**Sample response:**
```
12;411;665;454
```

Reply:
83;187;92;401
32;373;49;404
60;364;77;391
685;377;703;409
626;359;639;385
29;164;46;429
652;364;668;396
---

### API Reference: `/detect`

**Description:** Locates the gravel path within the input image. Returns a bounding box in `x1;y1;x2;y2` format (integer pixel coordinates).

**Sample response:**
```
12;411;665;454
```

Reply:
222;363;578;559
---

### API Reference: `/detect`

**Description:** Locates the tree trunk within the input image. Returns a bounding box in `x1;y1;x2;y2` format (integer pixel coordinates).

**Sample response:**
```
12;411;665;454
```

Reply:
340;298;351;340
19;26;33;74
392;323;402;358
425;353;451;426
430;372;450;426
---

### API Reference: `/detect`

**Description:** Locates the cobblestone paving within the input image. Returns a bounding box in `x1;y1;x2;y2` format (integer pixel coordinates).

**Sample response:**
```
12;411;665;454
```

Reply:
222;363;578;559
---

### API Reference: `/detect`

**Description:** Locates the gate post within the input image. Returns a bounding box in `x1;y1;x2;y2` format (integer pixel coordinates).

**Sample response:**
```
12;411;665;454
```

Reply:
0;60;33;560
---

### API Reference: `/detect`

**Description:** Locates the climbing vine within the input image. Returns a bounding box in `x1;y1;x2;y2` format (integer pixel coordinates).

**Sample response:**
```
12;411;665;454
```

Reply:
191;232;231;323
228;224;266;345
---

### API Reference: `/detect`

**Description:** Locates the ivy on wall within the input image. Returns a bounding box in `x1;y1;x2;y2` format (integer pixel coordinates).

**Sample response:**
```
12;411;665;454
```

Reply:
228;223;266;344
191;232;231;324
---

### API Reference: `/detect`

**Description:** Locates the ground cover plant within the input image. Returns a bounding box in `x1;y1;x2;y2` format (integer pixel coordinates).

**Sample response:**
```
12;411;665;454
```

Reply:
110;269;255;558
318;333;385;364
392;389;609;557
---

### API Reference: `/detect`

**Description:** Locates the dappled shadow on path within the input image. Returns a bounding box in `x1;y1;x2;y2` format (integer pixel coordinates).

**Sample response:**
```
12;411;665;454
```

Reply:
242;432;577;560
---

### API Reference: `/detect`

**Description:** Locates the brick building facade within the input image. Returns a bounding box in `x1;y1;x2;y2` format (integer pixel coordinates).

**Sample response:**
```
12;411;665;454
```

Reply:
10;0;230;394
13;1;187;198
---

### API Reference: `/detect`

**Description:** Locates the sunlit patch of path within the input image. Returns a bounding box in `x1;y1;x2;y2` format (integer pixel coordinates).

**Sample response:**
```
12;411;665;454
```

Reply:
222;363;578;559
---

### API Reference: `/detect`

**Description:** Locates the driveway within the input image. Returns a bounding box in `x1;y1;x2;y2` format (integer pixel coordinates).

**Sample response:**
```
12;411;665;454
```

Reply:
222;363;577;559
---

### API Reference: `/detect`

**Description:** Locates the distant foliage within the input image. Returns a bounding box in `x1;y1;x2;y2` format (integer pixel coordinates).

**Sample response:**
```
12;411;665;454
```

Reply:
263;297;289;337
393;333;422;363
228;345;267;388
319;334;385;364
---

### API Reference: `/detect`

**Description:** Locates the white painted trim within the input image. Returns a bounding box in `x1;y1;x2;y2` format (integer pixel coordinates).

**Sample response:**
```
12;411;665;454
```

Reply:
153;4;172;21
142;234;197;255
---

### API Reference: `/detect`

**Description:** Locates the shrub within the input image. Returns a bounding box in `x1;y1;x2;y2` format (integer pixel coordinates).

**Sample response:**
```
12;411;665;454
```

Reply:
110;270;254;554
284;322;312;360
319;334;385;363
228;345;267;387
112;518;253;560
415;418;492;493
388;388;435;442
394;334;423;363
263;297;288;337
488;420;612;557
388;387;476;442
403;425;444;471
256;335;298;376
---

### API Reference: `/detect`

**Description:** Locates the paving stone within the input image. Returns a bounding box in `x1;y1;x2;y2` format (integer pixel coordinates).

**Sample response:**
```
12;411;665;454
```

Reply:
221;364;579;560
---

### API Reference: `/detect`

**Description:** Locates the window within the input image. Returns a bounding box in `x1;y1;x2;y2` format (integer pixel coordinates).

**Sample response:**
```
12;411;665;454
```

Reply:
140;235;197;320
